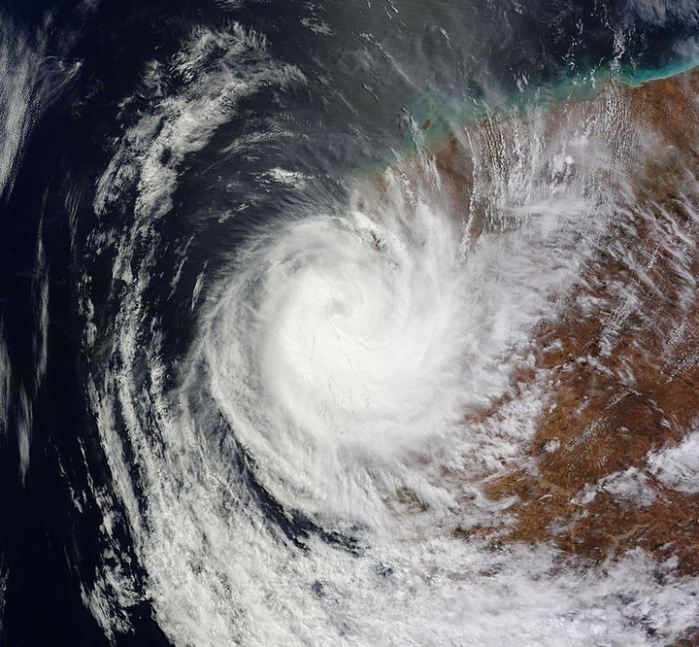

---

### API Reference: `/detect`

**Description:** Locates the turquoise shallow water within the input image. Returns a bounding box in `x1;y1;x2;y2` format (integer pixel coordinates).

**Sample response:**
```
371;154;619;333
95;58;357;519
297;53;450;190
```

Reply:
405;54;699;153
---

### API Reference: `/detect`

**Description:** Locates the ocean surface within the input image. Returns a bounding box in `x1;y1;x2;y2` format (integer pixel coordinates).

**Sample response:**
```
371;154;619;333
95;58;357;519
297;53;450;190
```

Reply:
1;0;699;645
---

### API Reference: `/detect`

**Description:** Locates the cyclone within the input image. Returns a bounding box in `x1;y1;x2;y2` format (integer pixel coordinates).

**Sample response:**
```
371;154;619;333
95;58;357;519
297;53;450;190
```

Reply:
83;79;699;643
195;141;596;527
2;1;699;646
